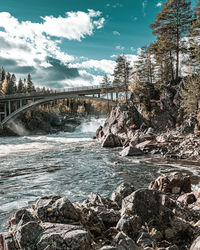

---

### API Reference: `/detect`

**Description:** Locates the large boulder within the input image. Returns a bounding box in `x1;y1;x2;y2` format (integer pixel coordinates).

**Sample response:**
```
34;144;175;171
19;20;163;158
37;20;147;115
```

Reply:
121;188;174;225
114;232;137;250
15;221;44;249
102;133;122;148
110;182;135;207
149;172;191;194
35;195;79;223
36;223;91;250
116;214;142;239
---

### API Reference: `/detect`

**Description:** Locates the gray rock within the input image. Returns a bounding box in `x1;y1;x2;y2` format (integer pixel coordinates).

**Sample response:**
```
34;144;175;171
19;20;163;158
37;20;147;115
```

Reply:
121;188;173;224
0;233;17;250
37;223;91;250
9;208;36;231
119;146;143;157
110;182;135;207
115;232;137;250
35;195;79;223
15;221;44;249
149;172;191;194
116;214;142;239
102;133;122;148
98;208;121;226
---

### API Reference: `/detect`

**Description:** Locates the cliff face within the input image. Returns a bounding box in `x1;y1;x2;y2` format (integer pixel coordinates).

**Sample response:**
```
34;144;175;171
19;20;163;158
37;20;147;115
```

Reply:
96;81;200;160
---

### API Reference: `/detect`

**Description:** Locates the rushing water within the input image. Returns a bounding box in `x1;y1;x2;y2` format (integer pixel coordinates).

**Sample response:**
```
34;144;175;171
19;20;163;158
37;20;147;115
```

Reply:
0;118;200;232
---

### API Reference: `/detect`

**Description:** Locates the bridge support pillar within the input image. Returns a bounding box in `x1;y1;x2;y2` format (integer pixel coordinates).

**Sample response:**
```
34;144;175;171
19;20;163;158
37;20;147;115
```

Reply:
110;92;113;101
8;101;11;115
20;99;23;108
116;92;118;101
4;103;7;117
98;93;100;98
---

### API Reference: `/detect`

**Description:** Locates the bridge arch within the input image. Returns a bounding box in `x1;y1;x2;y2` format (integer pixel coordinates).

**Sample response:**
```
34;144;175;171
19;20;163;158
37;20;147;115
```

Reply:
0;95;115;127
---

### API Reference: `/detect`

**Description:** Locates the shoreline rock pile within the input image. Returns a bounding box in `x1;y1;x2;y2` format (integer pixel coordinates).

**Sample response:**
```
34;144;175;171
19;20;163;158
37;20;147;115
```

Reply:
1;172;200;249
96;104;200;161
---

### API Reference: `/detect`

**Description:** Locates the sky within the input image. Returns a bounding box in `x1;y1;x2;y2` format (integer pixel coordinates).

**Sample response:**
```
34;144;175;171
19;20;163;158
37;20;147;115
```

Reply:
0;0;196;89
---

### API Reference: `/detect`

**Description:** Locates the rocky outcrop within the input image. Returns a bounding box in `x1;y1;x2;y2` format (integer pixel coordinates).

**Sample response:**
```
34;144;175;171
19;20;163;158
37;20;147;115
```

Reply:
1;173;200;249
149;172;191;194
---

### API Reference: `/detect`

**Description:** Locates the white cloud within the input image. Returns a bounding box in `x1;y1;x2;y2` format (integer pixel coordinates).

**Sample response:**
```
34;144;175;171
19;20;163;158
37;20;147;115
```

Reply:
110;54;117;58
113;31;120;36
0;10;104;42
69;59;116;74
156;2;162;7
0;10;106;88
115;45;125;51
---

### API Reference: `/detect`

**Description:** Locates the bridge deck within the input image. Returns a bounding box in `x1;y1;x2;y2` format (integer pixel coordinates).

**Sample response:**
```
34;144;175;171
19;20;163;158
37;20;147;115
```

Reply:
0;84;125;101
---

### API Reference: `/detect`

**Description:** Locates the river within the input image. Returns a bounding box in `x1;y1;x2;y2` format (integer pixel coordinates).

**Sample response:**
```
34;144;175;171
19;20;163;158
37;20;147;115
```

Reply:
0;118;200;232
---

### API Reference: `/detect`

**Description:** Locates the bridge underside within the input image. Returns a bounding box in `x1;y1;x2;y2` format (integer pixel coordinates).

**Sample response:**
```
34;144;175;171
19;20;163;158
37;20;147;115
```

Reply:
0;94;116;128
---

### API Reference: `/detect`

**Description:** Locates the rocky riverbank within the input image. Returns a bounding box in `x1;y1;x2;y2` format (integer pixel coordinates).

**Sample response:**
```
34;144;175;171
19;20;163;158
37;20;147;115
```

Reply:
96;102;200;161
1;172;200;249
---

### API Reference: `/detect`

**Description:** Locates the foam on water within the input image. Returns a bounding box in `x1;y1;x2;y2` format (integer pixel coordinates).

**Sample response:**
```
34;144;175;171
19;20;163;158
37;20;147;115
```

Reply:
1;117;200;233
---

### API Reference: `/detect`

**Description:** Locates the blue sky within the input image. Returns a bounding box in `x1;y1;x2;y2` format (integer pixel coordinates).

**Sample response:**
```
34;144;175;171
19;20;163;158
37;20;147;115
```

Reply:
0;0;195;88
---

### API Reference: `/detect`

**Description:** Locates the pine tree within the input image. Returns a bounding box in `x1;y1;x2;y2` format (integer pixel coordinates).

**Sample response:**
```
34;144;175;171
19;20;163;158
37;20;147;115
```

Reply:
189;0;200;69
150;0;193;79
26;73;35;93
113;55;132;102
17;78;26;93
135;45;155;84
180;74;200;117
10;74;17;93
0;67;6;83
101;74;111;100
149;34;175;83
1;73;16;95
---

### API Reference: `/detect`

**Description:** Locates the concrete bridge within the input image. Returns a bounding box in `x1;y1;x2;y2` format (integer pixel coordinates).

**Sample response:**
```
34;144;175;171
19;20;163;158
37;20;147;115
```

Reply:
0;84;126;127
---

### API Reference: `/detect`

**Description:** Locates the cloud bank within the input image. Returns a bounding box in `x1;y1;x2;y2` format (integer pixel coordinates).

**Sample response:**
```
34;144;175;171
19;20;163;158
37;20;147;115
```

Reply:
0;10;107;88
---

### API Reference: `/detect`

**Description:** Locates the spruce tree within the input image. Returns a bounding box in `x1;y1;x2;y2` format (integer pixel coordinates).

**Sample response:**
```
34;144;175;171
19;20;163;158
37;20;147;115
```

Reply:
135;45;155;84
189;0;200;69
1;73;16;95
113;55;132;102
180;74;200;117
101;74;111;100
26;73;35;93
150;0;193;79
0;67;6;83
17;78;26;93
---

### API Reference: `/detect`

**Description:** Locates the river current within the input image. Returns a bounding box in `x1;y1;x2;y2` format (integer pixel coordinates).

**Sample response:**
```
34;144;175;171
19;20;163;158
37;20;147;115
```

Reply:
0;118;200;232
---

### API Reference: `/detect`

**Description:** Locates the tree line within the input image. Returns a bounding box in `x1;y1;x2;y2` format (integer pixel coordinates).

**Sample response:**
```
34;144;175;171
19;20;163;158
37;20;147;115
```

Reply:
101;0;200;114
0;67;53;96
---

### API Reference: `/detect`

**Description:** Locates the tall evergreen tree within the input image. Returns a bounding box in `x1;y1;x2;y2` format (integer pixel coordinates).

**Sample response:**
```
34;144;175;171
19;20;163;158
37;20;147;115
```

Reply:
1;78;15;95
189;0;200;69
113;55;132;102
26;73;35;93
135;45;155;84
101;74;111;100
150;0;193;79
0;67;6;83
180;74;200;117
17;78;26;93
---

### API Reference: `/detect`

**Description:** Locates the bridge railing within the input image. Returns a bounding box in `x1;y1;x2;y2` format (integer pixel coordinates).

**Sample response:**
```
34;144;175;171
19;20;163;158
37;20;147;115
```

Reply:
0;84;105;100
0;83;127;100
